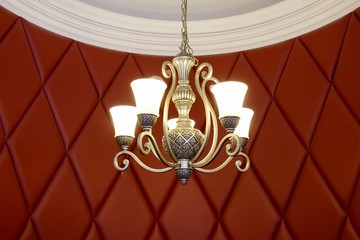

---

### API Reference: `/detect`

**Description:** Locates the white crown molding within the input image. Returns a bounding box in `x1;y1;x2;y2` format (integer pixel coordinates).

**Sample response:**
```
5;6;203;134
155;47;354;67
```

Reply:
1;0;359;56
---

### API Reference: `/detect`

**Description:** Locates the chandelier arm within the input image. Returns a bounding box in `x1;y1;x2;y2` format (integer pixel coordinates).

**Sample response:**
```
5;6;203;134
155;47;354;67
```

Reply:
138;131;179;168
194;151;251;174
161;61;180;162
191;62;220;163
150;75;164;81
235;152;251;172
161;60;176;79
114;150;174;173
114;151;130;171
193;155;234;173
191;133;242;168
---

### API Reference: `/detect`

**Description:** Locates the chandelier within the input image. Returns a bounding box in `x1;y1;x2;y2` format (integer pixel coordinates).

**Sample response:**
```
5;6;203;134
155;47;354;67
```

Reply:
110;0;254;185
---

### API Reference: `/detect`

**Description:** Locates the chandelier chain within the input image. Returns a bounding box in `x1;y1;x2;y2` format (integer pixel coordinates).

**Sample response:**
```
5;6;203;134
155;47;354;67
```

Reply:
179;0;193;56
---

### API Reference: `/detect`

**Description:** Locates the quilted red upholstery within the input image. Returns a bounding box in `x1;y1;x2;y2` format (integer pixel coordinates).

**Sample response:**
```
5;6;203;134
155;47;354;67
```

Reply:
0;6;359;240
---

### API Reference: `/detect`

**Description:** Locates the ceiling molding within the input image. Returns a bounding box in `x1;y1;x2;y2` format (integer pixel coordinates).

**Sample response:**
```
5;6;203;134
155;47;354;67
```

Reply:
1;0;360;56
78;0;283;21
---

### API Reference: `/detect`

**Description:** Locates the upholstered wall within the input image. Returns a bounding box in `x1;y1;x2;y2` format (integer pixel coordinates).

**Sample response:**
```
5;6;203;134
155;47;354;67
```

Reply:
0;6;359;240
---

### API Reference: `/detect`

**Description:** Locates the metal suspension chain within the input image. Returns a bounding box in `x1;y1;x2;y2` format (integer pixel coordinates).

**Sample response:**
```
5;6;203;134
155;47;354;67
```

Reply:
179;0;193;56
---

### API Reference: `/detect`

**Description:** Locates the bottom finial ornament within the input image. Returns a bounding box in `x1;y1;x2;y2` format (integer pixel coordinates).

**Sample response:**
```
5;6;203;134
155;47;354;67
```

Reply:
176;168;192;185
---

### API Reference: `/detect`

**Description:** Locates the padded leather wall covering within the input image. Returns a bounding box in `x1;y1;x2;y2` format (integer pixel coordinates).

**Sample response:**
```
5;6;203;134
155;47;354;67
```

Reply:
0;6;359;240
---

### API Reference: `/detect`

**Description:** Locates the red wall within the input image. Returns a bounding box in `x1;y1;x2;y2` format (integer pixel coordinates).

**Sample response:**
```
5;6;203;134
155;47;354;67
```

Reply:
0;6;359;240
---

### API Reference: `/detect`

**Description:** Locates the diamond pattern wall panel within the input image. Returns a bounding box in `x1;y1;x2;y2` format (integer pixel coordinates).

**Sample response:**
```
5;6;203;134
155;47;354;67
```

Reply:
222;170;281;239
7;92;65;211
251;102;307;216
32;157;92;240
285;157;346;240
0;146;28;239
0;5;359;240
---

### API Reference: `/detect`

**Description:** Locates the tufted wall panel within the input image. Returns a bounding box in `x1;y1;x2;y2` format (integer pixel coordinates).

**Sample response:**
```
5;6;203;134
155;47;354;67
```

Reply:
0;6;359;240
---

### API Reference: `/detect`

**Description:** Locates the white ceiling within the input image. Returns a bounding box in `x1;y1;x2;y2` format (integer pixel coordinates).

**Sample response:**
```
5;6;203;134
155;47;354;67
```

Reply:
1;0;360;56
79;0;283;21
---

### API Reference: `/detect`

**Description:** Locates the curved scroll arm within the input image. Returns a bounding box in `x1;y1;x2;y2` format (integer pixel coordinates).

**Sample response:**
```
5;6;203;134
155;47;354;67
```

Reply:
114;150;174;173
192;62;220;163
191;134;242;168
235;152;251;172
193;151;251;174
114;152;130;171
161;61;180;162
150;75;164;81
137;131;179;168
193;155;234;173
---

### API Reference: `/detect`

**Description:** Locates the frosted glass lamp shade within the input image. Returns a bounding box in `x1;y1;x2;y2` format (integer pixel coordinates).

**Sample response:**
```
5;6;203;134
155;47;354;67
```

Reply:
131;78;167;116
109;106;137;137
234;108;254;138
167;118;195;130
211;81;248;118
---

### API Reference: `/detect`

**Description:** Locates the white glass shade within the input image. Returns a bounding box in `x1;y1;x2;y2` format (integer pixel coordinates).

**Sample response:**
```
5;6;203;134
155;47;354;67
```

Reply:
234;108;254;138
109;105;137;137
211;81;248;118
167;118;195;130
131;78;167;116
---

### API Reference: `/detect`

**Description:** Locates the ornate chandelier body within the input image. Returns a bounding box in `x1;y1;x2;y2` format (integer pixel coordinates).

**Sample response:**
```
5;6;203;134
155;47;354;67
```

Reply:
110;0;254;185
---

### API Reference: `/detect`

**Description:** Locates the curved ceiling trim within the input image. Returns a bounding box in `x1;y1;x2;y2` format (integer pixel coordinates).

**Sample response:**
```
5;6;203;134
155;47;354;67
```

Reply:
1;0;360;56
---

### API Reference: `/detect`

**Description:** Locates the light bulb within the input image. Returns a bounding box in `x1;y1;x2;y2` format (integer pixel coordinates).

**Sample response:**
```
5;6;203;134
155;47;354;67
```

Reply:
234;108;254;138
109;105;137;137
131;78;167;116
211;81;248;118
